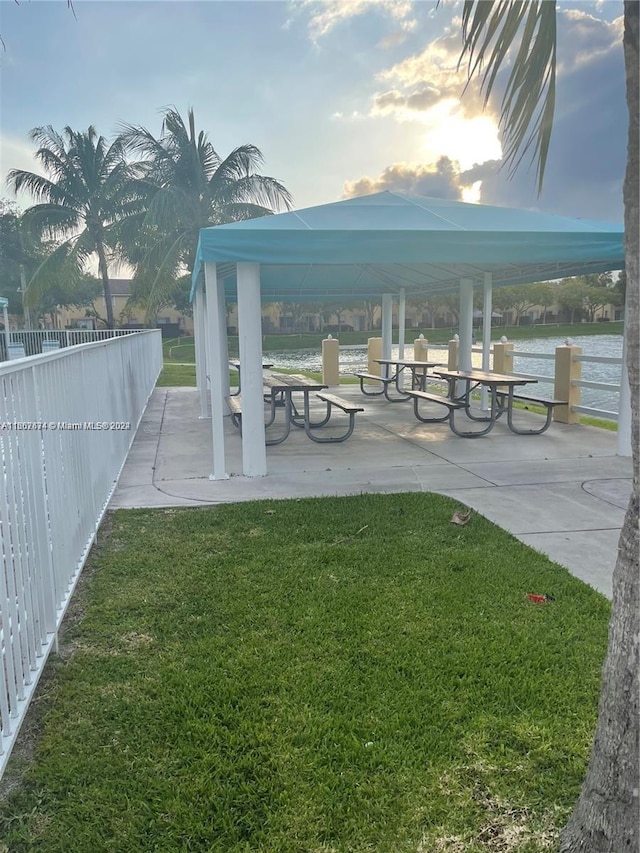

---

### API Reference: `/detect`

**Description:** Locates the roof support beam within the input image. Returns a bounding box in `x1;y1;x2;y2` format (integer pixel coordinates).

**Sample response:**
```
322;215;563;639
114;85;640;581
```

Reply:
458;279;474;373
204;262;229;480
398;289;406;358
237;263;267;477
193;285;209;420
481;273;493;410
382;293;393;360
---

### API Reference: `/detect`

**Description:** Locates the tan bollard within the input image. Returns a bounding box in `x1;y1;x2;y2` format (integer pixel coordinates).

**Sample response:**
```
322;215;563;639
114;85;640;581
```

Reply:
493;338;514;374
554;341;582;423
322;335;340;386
414;334;429;361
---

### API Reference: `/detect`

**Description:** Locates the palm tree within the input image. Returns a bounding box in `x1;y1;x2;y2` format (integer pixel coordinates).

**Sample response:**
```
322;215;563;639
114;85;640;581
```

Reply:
7;126;143;328
459;3;638;849
117;107;293;317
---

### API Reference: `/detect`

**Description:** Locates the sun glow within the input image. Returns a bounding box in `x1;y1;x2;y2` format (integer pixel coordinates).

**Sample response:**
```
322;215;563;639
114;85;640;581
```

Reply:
421;100;502;171
461;181;482;204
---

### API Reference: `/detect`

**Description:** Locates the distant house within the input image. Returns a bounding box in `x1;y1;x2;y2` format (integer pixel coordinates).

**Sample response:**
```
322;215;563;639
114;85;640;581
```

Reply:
56;279;194;335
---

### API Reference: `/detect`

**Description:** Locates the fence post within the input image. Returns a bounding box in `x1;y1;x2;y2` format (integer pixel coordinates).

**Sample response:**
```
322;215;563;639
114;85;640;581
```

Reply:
554;340;581;423
447;336;459;370
493;337;514;374
322;335;340;386
414;334;429;361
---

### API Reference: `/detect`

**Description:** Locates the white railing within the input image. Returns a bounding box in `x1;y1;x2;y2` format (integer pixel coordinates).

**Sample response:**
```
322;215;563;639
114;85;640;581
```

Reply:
0;330;163;776
508;349;623;421
0;329;141;362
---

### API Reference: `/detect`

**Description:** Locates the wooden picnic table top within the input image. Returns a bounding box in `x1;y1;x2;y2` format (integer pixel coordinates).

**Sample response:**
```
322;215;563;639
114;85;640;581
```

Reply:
433;369;535;387
263;372;327;391
374;358;442;369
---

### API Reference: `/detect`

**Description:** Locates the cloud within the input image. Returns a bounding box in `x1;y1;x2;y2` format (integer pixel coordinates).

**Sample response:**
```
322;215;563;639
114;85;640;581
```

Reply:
377;30;411;49
376;31;486;112
558;8;623;73
359;2;626;221
343;157;478;201
473;4;626;221
295;0;416;41
372;85;442;114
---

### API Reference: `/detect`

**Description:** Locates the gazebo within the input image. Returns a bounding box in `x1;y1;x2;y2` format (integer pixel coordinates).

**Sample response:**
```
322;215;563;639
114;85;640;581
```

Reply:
190;191;625;479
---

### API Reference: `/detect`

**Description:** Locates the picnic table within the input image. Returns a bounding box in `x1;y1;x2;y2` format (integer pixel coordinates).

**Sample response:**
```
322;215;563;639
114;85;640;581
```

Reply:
406;368;556;437
355;358;444;402
229;372;364;444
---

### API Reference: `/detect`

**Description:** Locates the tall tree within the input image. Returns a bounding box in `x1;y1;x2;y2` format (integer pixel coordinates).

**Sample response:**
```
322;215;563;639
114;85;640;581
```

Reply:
556;277;590;323
460;2;638;850
7;126;143;328
117;107;293;317
0;200;29;317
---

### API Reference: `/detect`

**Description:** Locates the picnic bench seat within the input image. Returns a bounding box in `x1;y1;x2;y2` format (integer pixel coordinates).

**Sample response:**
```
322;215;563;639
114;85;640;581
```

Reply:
406;390;465;422
406;390;495;438
227;391;363;444
354;371;395;396
497;391;567;435
306;392;364;443
226;395;289;445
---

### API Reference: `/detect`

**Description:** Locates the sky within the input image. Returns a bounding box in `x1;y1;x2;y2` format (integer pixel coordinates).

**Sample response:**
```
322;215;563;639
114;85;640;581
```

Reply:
0;0;627;222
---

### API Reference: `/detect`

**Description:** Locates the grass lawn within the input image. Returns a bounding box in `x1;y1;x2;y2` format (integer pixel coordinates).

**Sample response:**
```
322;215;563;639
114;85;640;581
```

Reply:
157;362;197;386
0;493;609;852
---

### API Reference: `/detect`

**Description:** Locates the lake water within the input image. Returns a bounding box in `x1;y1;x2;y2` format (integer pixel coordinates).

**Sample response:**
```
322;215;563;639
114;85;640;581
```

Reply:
266;334;624;417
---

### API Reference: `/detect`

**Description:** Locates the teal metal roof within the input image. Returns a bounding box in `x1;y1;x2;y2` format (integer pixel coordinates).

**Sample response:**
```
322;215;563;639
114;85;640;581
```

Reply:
191;191;624;302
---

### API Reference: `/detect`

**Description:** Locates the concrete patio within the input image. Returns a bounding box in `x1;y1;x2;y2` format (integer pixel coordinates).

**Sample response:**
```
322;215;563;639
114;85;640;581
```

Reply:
111;384;633;599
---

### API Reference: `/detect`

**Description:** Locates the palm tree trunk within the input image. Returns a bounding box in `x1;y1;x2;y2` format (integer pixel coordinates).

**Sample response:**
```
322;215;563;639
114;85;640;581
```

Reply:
96;241;115;329
560;3;639;849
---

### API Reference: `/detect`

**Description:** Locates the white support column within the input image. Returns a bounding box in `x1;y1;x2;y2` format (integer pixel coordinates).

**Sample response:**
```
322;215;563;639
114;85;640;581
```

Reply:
381;293;393;360
193;286;209;419
216;277;230;401
458;279;474;373
481;273;493;409
2;304;10;359
204;262;229;480
237;262;267;477
617;322;631;456
398;288;406;359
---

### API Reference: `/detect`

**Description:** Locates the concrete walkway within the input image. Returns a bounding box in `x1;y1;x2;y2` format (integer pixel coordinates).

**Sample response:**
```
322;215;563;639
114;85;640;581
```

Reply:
111;386;633;599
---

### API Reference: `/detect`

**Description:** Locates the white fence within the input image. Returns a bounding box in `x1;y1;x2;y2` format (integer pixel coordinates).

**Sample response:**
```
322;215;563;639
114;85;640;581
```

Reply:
0;329;141;362
0;330;163;776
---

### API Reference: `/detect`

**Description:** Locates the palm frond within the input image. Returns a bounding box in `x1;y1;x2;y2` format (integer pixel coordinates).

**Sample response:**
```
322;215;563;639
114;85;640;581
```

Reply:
209;145;266;188
21;203;81;241
7;170;74;208
22;236;89;309
218;201;279;222
131;230;188;319
217;173;294;213
460;0;556;192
